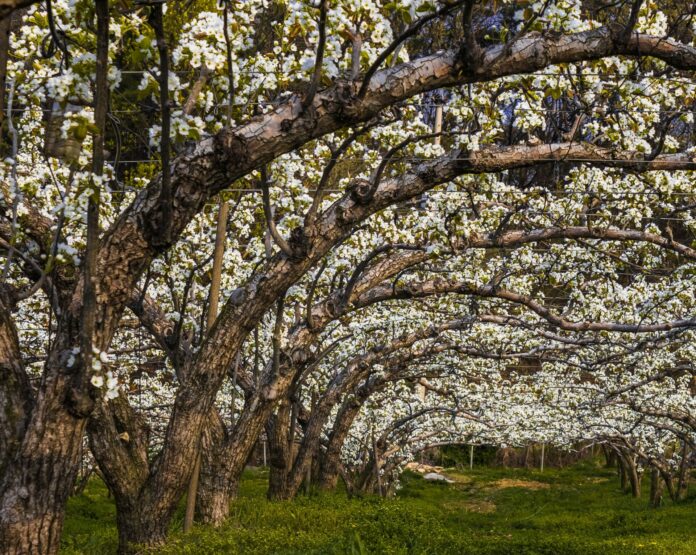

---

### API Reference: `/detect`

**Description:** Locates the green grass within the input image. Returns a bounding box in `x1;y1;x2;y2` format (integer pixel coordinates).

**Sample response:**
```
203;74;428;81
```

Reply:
62;461;696;554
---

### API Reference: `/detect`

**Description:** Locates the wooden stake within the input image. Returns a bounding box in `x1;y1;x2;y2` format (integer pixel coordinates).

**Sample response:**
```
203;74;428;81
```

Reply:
540;443;545;473
433;104;443;145
183;201;229;532
372;426;383;497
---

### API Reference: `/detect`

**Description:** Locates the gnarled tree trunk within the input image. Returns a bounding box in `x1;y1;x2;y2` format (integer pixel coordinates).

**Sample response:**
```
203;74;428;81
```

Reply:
0;327;88;555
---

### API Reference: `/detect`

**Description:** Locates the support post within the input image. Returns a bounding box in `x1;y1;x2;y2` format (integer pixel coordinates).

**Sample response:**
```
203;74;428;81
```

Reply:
540;443;545;473
183;200;229;532
371;426;383;497
433;104;443;145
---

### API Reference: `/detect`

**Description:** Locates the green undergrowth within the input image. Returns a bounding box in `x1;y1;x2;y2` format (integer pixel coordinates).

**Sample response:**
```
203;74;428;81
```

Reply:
62;461;696;554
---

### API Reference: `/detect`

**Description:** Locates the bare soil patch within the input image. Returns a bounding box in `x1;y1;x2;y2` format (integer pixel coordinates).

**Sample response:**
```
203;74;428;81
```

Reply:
491;478;551;490
404;462;445;474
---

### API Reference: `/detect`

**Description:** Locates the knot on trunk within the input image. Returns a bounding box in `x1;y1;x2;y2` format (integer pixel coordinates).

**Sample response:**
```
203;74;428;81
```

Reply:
65;384;96;418
228;287;247;307
138;210;172;253
325;296;342;318
607;21;633;47
348;178;374;205
216;128;248;166
288;227;309;260
334;80;360;122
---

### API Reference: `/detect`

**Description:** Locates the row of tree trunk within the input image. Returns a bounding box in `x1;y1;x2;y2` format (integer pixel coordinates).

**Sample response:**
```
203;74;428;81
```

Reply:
604;443;692;507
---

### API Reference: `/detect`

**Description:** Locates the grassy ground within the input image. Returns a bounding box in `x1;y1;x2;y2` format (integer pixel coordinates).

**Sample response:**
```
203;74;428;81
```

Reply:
62;461;696;554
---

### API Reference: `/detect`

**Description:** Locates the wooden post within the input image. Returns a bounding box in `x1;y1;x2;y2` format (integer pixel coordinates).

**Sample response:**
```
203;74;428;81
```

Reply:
371;426;383;497
540;443;545;473
263;439;267;468
206;202;230;332
183;200;229;532
433;104;443;145
305;389;318;495
183;454;201;531
469;444;474;470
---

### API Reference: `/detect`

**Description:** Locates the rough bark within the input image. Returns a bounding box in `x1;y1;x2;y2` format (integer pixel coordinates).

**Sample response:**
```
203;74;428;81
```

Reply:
97;141;696;546
0;297;32;476
266;402;293;501
0;0;36;20
0;322;87;555
195;411;229;525
89;29;696;359
318;388;373;490
4;19;696;553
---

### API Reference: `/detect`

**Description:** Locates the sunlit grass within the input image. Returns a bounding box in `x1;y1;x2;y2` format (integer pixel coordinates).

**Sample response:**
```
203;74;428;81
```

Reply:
62;460;696;554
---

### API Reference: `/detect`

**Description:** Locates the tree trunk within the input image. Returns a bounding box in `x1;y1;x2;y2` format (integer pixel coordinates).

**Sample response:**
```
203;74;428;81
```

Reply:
195;461;232;528
195;410;229;525
622;454;641;498
676;443;690;501
0;296;33;477
0;313;91;555
0;411;84;555
657;467;677;503
196;381;295;521
285;397;335;498
618;456;629;492
0;391;86;554
649;467;663;508
318;399;362;491
602;444;615;468
114;500;169;554
266;402;292;501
